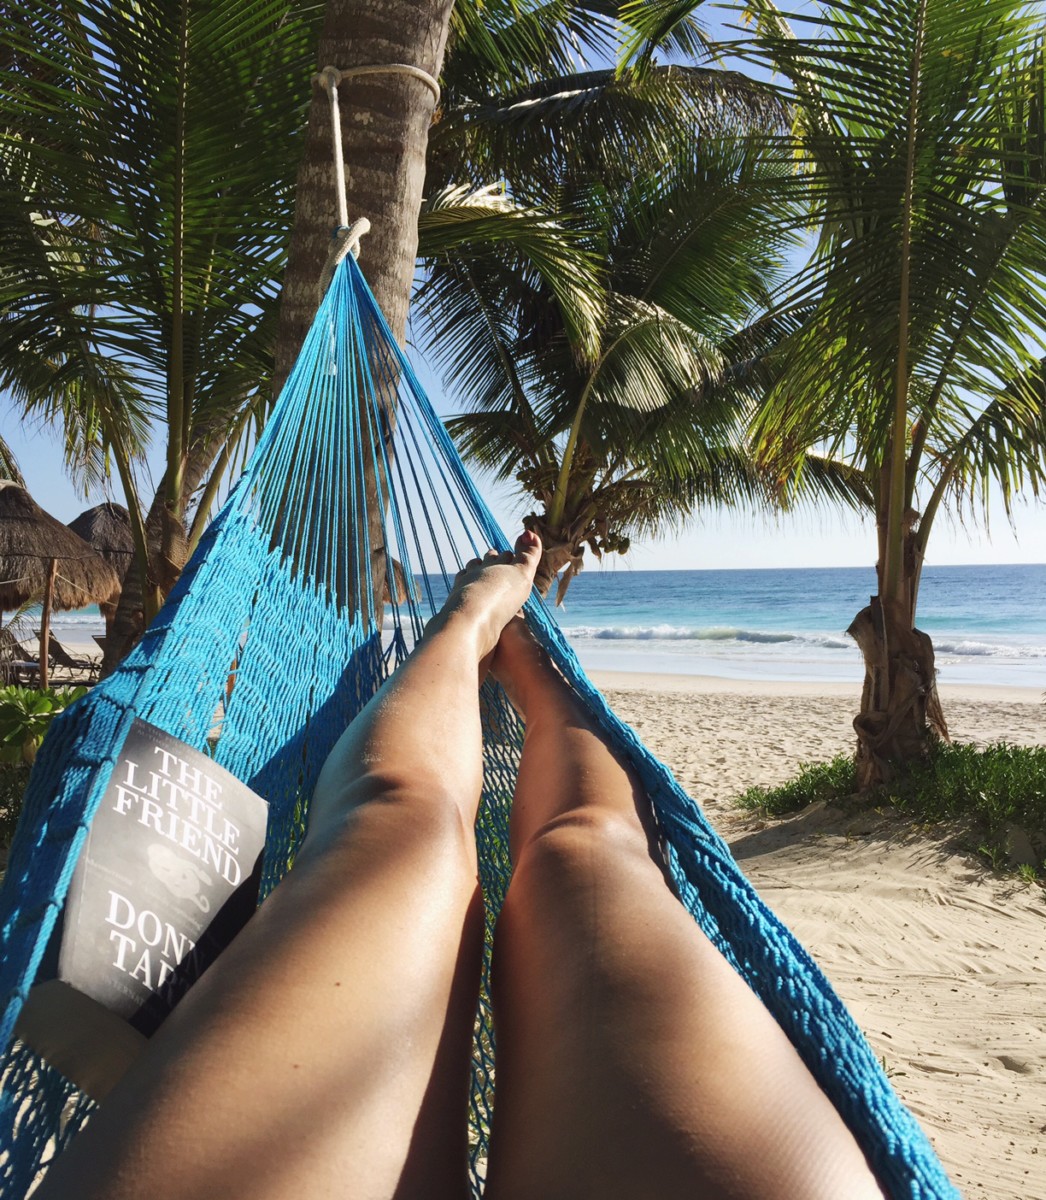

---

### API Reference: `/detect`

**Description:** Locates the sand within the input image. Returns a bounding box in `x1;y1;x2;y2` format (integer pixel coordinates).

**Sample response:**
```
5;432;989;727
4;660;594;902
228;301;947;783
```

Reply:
592;672;1046;1200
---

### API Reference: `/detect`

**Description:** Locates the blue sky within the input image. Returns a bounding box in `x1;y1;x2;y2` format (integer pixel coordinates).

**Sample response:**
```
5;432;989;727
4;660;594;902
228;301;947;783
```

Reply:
465;447;1046;571
4;372;1043;573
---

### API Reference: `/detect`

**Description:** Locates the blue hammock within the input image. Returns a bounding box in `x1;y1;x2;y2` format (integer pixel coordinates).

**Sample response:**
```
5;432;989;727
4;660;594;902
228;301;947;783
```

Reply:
0;254;957;1198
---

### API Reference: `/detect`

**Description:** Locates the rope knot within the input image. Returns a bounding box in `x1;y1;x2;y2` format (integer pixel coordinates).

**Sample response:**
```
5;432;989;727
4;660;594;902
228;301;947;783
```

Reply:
317;219;371;301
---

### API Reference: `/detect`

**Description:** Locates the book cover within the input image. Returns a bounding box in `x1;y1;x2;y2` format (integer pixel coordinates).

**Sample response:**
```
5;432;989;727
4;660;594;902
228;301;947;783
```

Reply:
56;718;269;1036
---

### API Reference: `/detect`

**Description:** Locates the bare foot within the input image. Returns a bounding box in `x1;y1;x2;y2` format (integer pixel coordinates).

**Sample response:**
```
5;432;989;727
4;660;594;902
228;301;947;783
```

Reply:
433;532;542;663
490;615;577;723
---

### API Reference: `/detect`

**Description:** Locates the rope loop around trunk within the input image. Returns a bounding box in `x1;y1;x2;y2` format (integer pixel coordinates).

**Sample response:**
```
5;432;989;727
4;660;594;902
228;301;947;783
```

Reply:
312;63;441;297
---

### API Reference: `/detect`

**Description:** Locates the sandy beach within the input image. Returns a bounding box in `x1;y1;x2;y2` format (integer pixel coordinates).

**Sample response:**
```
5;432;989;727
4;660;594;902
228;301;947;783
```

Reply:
592;671;1045;1199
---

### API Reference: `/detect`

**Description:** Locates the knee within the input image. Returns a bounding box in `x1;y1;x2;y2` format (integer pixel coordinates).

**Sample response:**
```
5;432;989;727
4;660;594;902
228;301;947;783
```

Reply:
493;812;663;1010
305;778;477;873
508;809;649;903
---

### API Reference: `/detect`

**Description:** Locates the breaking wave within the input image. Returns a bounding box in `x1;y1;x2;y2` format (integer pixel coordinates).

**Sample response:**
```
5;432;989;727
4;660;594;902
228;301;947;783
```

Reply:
565;626;1046;659
934;639;1046;659
565;625;853;650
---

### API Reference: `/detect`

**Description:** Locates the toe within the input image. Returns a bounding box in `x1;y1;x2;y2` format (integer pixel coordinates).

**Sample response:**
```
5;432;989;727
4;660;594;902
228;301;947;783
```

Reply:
514;530;542;573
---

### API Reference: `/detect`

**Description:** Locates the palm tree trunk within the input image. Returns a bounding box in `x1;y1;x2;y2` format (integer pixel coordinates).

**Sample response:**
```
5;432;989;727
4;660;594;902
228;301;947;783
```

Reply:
104;2;454;673
846;0;945;789
39;558;56;691
276;0;452;380
848;519;948;788
101;402;286;674
275;0;454;624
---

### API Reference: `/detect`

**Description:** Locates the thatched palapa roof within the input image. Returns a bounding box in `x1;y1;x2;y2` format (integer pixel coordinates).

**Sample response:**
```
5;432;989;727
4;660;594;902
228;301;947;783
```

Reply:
0;482;120;610
68;502;135;571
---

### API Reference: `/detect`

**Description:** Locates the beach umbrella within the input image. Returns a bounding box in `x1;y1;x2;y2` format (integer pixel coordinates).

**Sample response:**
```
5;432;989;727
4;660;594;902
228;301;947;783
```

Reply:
67;503;135;640
67;503;134;570
0;482;120;688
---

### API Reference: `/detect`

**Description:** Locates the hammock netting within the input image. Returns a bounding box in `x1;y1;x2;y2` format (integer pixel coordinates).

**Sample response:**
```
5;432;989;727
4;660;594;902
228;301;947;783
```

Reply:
0;254;957;1197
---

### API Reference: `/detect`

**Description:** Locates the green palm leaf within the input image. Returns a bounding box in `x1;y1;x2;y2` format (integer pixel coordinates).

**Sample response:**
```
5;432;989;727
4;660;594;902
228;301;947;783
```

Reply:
432;63;787;198
617;0;717;70
1;0;320;627
417;185;604;365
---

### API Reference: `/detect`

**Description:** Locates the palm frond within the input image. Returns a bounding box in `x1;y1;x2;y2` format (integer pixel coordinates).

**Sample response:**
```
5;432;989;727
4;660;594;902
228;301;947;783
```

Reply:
928;367;1046;522
582;297;725;421
443;408;545;483
447;0;616;95
618;0;717;71
0;432;25;487
430;63;788;198
750;0;1046;520
417;185;604;364
1;0;320;525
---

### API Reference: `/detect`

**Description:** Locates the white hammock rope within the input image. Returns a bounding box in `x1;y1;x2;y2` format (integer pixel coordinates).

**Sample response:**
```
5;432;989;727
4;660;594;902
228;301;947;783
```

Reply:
313;62;441;298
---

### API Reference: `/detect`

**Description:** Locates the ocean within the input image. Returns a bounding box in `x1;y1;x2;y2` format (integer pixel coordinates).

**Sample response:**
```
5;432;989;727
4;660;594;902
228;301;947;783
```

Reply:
552;562;1046;688
41;562;1045;689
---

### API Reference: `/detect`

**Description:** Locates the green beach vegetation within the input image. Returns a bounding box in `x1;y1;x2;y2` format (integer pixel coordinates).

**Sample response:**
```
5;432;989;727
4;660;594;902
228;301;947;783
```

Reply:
738;742;1046;880
0;685;87;847
0;684;87;768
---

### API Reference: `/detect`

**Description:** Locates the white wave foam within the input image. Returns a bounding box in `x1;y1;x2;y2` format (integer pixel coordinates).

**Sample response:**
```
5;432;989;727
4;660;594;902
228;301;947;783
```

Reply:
934;639;1046;659
565;625;1046;659
565;624;852;650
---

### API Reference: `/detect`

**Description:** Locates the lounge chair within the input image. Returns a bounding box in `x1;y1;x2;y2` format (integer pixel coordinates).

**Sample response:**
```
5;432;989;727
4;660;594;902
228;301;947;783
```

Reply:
0;629;40;687
35;633;101;684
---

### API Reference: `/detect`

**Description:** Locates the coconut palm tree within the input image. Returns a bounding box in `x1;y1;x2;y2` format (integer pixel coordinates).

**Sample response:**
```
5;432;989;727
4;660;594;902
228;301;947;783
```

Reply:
742;0;1046;784
0;0;796;653
0;0;630;656
0;0;325;667
274;0;785;381
272;0;788;606
274;0;456;388
420;136;871;599
416;3;847;599
425;2;784;207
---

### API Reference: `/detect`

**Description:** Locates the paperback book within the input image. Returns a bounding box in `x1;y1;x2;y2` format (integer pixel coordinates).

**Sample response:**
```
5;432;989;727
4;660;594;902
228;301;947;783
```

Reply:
54;717;269;1036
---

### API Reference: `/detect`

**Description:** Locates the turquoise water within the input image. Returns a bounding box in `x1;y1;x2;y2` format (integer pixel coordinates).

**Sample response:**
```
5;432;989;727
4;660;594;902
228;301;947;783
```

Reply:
551;563;1046;687
44;563;1046;687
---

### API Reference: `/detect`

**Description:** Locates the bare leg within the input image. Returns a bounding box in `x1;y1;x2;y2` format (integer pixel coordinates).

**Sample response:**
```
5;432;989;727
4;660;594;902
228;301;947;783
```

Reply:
485;621;886;1200
35;535;542;1200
